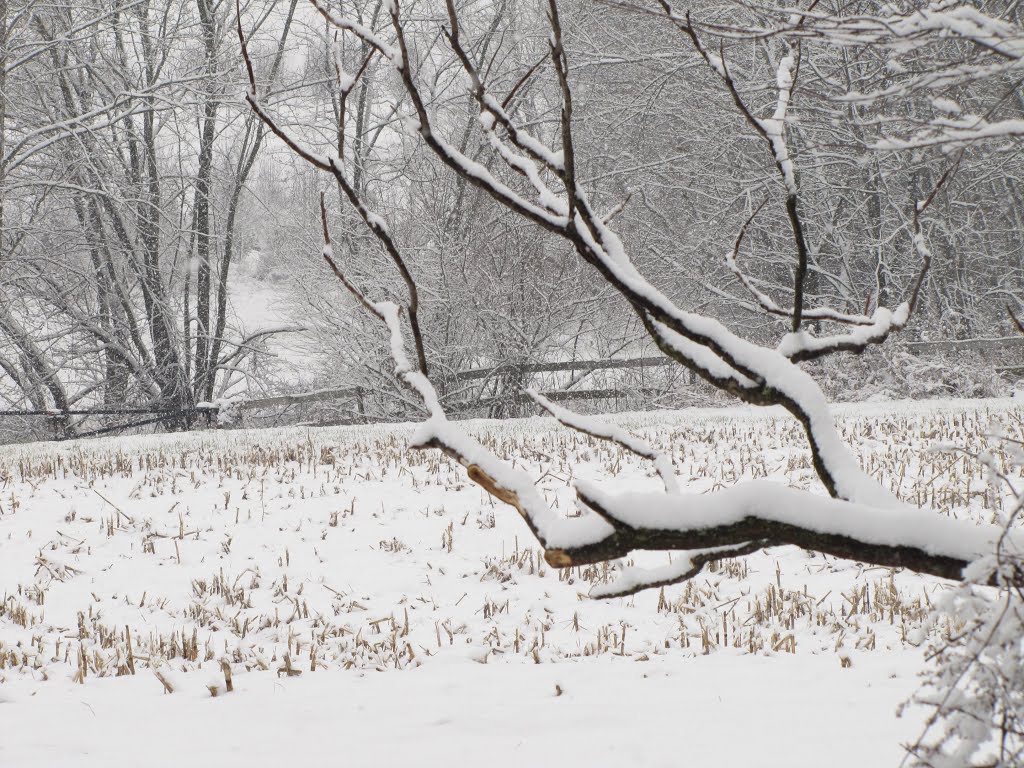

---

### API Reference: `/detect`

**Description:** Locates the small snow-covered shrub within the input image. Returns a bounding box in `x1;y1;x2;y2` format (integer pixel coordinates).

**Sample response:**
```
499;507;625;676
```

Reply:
816;347;1005;403
905;440;1024;767
905;567;1024;767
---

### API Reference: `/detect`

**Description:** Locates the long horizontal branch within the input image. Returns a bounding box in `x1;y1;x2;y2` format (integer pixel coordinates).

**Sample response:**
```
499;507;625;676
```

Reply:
560;480;1017;586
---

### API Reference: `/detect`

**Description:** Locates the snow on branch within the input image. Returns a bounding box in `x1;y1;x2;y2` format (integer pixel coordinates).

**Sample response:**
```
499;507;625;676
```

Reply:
310;0;400;63
777;305;910;362
440;0;564;174
297;0;907;505
528;390;680;494
238;9;429;376
794;1;1024;150
801;1;1024;62
875;115;1024;151
237;0;1008;598
654;4;820;334
362;288;618;559
724;201;878;328
314;154;613;563
574;480;1023;588
758;50;798;196
590;542;766;598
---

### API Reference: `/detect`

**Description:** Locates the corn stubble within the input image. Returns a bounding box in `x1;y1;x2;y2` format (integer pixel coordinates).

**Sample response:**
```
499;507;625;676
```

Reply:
0;403;1019;687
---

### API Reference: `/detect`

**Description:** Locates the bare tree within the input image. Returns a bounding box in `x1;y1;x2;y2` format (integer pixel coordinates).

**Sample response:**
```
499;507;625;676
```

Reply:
241;0;1024;597
0;0;303;436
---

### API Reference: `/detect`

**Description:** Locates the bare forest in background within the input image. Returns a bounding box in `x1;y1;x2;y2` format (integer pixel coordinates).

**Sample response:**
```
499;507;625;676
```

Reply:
1;0;1023;443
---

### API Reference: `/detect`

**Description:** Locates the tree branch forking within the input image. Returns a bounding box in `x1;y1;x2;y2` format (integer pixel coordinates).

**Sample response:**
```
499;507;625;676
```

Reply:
237;0;1008;597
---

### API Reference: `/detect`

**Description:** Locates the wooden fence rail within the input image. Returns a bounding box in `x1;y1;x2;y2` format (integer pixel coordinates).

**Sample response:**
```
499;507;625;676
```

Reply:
3;340;1021;440
904;337;1024;356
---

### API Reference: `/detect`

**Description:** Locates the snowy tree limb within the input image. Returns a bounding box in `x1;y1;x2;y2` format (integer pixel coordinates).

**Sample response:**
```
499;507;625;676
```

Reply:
527;389;680;494
238;0;1007;597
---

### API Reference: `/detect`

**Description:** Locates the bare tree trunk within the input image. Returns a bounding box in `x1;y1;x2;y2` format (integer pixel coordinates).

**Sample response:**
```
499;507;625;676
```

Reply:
74;197;128;406
132;4;185;416
0;309;74;436
191;0;220;402
0;0;7;272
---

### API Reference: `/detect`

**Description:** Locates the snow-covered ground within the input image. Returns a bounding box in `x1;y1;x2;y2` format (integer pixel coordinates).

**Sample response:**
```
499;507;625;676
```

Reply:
1;399;1020;766
1;652;920;767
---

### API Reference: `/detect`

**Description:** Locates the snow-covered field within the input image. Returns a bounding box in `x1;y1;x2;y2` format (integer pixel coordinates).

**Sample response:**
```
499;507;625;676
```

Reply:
2;399;1021;766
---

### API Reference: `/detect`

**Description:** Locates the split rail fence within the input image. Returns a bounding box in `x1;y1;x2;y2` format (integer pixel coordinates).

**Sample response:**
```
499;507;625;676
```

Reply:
1;337;1021;441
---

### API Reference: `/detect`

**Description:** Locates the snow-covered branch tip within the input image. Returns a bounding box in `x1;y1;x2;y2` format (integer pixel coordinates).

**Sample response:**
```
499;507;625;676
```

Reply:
725;151;958;363
528;389;679;494
590;542;766;598
725;198;876;328
658;5;824;338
